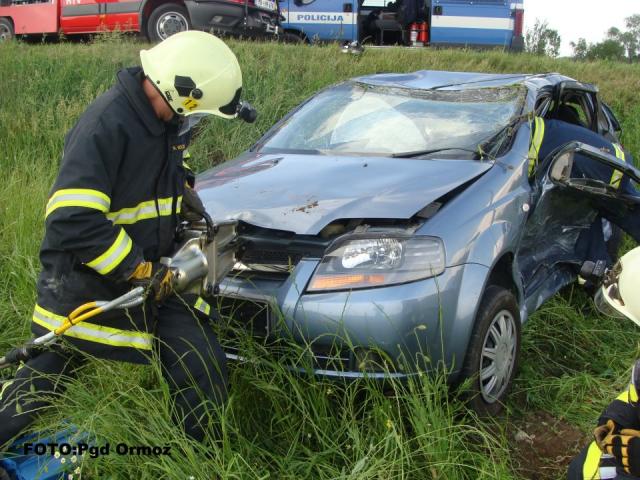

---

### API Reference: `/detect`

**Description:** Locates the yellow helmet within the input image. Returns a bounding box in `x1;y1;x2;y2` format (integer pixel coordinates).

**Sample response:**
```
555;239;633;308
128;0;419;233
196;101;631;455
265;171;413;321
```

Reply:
140;31;243;119
595;246;640;327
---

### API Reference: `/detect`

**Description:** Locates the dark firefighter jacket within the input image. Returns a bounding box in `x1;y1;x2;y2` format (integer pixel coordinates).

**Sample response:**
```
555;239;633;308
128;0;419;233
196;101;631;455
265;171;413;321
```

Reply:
528;117;640;244
32;67;194;364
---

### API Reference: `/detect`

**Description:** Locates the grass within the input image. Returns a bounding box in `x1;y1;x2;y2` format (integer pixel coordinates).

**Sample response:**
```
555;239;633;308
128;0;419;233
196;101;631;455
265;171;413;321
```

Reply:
0;36;639;479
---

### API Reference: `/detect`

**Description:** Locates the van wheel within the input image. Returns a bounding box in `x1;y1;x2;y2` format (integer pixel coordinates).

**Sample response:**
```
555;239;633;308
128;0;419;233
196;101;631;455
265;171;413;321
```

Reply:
281;31;305;43
460;285;521;416
147;4;191;42
0;18;14;42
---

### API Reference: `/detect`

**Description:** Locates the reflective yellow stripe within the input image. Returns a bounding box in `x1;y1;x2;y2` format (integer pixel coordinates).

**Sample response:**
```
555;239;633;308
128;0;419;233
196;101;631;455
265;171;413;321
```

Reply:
0;380;13;400
194;297;211;316
528;117;545;176
45;188;110;218
33;304;152;350
106;196;182;225
85;228;132;275
583;441;602;480
610;144;626;188
616;383;639;404
183;150;192;162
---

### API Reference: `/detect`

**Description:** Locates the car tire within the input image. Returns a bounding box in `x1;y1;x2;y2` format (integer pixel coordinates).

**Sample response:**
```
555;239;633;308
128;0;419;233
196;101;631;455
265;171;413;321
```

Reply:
0;18;14;42
460;285;521;416
147;4;191;42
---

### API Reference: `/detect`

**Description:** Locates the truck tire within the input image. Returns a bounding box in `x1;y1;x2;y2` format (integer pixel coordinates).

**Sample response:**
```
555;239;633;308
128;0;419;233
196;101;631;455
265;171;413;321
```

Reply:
0;18;14;42
147;4;191;42
460;285;521;416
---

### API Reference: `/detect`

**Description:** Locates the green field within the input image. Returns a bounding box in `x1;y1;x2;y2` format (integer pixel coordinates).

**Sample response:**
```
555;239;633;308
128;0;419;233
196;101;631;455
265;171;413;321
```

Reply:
1;37;639;479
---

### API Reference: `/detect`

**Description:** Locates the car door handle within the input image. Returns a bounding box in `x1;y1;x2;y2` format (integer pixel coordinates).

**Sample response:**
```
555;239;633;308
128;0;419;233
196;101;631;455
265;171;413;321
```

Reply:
343;3;353;12
434;5;443;15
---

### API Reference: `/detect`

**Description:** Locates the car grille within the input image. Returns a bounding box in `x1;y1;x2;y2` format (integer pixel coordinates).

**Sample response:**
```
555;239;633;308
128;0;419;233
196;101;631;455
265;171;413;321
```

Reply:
235;248;303;275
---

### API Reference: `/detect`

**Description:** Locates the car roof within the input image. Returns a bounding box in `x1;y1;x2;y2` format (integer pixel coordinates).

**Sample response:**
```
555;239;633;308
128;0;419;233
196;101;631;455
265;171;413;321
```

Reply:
352;70;576;92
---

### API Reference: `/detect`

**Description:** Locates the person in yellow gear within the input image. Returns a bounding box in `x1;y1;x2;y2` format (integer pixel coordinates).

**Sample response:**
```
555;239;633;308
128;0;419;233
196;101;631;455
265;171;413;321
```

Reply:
0;31;250;449
568;247;640;479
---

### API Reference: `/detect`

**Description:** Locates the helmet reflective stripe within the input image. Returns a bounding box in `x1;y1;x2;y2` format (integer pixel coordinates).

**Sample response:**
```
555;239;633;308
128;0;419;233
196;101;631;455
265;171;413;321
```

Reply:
140;31;243;119
33;304;152;350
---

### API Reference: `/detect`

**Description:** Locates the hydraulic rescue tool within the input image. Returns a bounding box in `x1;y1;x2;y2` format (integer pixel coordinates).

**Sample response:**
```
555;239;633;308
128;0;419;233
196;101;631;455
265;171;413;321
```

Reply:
0;213;239;370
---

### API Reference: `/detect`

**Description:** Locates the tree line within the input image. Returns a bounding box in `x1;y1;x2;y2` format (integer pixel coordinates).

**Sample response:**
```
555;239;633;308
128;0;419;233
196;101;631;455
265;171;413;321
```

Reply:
524;14;640;61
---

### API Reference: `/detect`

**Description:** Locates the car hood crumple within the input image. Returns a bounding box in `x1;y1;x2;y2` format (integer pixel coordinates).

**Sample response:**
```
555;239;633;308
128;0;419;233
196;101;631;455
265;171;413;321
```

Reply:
196;153;492;235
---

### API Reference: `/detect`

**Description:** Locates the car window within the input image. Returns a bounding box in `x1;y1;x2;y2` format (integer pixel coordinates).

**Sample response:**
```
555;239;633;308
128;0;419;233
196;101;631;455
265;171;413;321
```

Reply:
258;82;526;158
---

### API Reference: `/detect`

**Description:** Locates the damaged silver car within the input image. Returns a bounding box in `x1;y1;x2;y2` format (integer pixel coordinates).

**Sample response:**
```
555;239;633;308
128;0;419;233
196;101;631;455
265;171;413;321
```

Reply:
196;70;640;412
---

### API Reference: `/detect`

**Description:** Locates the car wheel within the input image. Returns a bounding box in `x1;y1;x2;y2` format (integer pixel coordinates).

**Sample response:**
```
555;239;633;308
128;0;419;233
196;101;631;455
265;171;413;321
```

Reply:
0;18;14;42
460;285;521;416
147;4;191;42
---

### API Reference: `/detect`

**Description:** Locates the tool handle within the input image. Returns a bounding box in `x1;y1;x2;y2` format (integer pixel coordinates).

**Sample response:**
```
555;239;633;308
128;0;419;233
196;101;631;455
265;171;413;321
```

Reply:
0;344;39;369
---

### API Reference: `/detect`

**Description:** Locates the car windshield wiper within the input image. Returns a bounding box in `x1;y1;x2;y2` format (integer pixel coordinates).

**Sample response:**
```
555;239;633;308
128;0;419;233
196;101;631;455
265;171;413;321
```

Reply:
391;147;489;159
478;114;528;155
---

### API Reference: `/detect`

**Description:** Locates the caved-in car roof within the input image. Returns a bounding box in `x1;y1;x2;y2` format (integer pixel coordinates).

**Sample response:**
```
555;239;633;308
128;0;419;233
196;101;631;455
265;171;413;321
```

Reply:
353;70;574;92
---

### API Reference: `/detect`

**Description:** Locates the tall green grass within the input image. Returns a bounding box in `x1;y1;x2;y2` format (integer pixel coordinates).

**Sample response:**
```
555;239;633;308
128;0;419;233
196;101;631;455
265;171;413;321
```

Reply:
1;37;639;479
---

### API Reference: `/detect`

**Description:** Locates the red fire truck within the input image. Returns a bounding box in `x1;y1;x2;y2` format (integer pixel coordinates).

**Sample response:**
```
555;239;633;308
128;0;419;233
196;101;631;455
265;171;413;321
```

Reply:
0;0;280;42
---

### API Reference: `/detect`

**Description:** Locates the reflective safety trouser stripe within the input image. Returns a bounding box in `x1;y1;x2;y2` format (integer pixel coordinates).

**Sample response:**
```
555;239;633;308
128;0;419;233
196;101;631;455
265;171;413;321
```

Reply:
45;188;110;218
107;196;183;225
84;228;133;275
582;441;619;479
32;304;152;350
610;144;626;188
528;117;546;176
194;297;211;316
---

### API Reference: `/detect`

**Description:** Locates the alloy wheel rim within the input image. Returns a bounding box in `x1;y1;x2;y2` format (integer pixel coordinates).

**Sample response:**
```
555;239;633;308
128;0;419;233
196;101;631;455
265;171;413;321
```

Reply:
479;309;517;403
157;13;188;39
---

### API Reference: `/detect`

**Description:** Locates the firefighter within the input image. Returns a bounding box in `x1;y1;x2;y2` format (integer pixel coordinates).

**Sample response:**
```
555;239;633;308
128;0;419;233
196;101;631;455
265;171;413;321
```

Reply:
0;31;245;448
527;114;640;264
568;246;640;479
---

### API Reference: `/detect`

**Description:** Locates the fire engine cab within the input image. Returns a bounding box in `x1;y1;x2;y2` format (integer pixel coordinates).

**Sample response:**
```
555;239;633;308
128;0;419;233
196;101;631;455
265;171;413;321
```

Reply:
0;0;280;42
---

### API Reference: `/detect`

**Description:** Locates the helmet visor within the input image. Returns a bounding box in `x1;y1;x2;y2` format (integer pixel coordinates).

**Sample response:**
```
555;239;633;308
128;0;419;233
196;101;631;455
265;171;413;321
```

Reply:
594;285;626;319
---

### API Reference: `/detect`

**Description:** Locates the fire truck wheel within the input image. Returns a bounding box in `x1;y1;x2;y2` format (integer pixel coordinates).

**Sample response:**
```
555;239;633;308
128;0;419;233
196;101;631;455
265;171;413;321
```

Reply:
0;18;14;42
147;4;191;42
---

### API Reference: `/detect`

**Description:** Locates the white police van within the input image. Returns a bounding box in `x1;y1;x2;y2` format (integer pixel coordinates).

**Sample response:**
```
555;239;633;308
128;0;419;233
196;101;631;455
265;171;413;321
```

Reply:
280;0;524;50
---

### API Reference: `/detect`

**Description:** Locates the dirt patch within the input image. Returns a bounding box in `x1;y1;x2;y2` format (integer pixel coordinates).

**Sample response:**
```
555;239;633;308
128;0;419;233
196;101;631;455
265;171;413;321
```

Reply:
510;411;590;480
293;200;319;213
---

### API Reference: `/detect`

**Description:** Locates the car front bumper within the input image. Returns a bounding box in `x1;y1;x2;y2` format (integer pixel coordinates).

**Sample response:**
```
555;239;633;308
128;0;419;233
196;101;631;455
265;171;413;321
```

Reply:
218;259;488;380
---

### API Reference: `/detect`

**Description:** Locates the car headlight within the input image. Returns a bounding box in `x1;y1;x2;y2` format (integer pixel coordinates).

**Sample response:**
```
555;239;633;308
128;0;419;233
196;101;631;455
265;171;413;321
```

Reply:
307;235;445;292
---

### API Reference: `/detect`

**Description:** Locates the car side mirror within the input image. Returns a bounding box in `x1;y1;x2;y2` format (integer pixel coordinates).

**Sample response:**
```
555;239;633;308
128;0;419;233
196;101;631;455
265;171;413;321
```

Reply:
549;141;640;197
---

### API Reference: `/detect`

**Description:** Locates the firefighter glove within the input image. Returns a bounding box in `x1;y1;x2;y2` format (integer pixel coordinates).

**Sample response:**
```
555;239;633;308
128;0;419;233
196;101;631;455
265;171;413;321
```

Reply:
595;419;618;450
128;261;174;302
599;424;640;476
181;185;206;223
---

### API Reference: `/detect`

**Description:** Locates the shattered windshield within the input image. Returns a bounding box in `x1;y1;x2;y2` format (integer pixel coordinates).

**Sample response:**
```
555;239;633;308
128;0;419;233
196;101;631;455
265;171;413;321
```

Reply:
257;82;526;158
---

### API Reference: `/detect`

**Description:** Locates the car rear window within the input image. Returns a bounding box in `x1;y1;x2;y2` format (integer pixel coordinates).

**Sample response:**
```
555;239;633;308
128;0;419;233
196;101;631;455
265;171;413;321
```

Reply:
257;82;525;158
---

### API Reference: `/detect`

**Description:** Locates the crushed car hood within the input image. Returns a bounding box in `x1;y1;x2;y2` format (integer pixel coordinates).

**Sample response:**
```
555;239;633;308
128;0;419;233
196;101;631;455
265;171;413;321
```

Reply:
197;153;492;235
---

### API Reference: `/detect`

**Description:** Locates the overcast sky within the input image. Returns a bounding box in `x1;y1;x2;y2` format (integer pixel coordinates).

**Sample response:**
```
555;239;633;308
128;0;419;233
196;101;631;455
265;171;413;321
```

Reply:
524;0;639;56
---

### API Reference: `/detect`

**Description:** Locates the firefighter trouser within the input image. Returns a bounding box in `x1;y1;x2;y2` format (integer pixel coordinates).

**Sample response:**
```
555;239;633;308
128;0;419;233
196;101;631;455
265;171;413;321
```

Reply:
0;296;227;448
568;441;638;480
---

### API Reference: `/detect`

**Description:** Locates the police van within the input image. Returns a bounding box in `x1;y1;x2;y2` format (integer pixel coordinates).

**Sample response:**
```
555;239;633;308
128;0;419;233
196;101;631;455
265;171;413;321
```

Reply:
280;0;524;50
